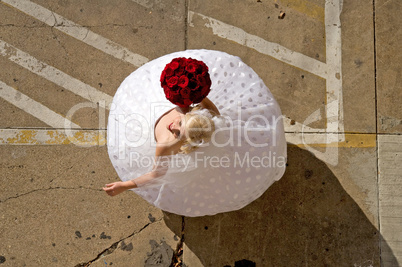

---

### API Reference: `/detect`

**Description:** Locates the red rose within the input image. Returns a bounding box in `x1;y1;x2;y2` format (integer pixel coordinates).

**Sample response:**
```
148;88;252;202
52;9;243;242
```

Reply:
165;67;174;77
170;85;180;93
180;87;191;98
175;67;185;76
197;64;204;74
170;89;180;96
196;74;206;86
164;90;171;99
169;61;179;70
160;70;166;83
188;78;199;90
167;76;178;88
170;94;182;104
178;75;189;88
201;85;210;96
192;93;204;103
181;98;192;107
173;57;186;66
185;62;197;73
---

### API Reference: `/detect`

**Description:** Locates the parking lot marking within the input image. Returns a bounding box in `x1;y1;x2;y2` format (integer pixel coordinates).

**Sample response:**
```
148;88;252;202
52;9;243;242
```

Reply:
1;0;149;67
189;0;344;142
0;39;113;109
0;129;375;148
0;0;345;149
189;11;328;79
324;0;344;134
287;133;376;148
0;81;80;129
131;0;155;9
0;129;106;146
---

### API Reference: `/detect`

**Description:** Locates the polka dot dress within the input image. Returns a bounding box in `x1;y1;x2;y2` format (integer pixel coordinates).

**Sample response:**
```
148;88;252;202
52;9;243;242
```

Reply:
107;50;287;217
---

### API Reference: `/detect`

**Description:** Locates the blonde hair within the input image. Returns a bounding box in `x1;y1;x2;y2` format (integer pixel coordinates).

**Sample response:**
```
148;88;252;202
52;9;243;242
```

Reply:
180;105;216;154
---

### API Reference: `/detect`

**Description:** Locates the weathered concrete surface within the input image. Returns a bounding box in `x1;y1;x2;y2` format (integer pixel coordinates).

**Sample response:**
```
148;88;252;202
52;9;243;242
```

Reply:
328;145;379;226
89;219;179;267
379;135;402;267
188;0;328;130
182;146;383;266
376;0;402;134
0;0;186;129
0;146;180;266
341;0;376;133
0;0;185;266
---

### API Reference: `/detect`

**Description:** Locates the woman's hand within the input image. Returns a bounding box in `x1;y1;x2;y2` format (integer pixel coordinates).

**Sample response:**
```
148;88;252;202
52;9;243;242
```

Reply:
103;181;127;196
103;180;138;196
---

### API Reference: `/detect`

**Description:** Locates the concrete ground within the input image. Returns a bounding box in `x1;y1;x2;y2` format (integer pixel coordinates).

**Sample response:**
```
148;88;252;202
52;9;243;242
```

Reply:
0;0;401;266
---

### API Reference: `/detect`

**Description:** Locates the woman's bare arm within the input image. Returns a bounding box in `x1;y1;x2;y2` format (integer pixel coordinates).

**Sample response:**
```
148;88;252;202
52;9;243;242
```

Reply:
200;97;220;115
103;165;167;196
103;145;172;196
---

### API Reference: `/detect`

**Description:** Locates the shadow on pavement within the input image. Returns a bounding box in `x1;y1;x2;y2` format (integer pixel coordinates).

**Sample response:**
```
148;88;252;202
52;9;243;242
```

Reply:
164;145;398;266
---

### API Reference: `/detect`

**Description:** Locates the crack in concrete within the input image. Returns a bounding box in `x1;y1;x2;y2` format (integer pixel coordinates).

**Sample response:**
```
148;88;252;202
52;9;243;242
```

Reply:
184;0;189;50
75;218;163;267
171;216;185;266
50;26;69;56
48;11;69;57
0;186;102;203
0;24;154;33
0;23;138;28
0;24;50;28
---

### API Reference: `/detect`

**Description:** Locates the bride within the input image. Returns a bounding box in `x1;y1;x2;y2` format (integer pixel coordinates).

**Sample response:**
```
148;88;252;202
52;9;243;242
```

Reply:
103;97;220;196
104;50;286;217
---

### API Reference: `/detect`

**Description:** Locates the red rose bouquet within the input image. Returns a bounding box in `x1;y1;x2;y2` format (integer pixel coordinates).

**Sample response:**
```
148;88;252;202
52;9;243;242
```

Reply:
160;57;212;107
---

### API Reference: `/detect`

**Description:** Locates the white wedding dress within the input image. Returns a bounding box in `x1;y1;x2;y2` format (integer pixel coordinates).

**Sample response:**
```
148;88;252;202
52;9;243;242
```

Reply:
107;50;287;217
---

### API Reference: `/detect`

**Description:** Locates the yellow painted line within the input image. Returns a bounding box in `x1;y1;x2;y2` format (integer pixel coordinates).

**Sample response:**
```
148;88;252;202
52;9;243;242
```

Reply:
289;134;377;148
0;129;106;146
277;0;324;23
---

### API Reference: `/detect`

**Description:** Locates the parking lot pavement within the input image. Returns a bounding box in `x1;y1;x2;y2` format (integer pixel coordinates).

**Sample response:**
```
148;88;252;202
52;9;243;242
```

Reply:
0;0;401;266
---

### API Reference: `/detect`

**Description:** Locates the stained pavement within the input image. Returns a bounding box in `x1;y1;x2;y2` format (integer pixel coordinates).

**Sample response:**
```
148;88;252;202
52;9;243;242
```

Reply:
0;0;401;266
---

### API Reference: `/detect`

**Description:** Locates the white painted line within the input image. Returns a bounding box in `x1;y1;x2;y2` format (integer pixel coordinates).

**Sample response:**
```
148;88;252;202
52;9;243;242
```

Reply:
298;0;344;164
0;129;106;146
0;39;113;109
189;11;329;79
131;0;154;9
189;1;345;142
324;0;344;134
188;2;345;165
286;132;332;145
0;81;80;129
1;0;149;67
189;11;330;134
284;116;326;134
